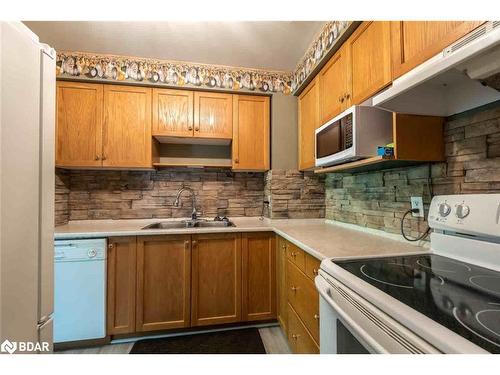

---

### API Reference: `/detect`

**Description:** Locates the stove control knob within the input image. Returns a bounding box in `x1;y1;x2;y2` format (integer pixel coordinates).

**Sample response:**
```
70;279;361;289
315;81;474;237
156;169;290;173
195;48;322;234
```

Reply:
456;204;470;219
438;203;451;217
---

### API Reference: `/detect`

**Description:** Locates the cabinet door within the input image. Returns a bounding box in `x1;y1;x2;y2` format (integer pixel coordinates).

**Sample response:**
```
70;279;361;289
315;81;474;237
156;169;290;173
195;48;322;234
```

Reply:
107;237;136;335
232;95;270;171
194;91;233;139
277;236;288;332
136;235;191;332
318;44;351;124
348;21;392;104
102;85;152;168
391;21;484;79
152;88;194;137
56;81;103;167
298;77;319;170
242;232;276;321
191;233;241;326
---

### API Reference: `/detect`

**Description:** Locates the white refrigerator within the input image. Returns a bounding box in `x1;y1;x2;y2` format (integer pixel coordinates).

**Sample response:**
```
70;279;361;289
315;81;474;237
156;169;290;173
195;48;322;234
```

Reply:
0;22;55;353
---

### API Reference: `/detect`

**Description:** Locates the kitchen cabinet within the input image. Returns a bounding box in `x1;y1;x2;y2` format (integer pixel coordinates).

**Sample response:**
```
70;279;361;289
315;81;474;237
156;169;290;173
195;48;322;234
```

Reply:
152;88;194;137
318;43;351;124
277;236;288;332
232;94;270;171
287;259;320;345
391;21;484;79
287;303;319;354
107;236;137;335
348;21;392;104
194;91;233;139
56;81;103;168
135;235;191;332
304;253;321;281
298;77;320;171
102;85;152;168
191;233;242;326
241;232;276;321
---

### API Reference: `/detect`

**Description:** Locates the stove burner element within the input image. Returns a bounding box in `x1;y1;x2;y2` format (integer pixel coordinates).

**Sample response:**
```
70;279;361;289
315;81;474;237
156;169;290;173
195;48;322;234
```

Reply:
360;263;415;289
454;303;500;348
416;258;472;273
477;303;500;339
470;276;500;296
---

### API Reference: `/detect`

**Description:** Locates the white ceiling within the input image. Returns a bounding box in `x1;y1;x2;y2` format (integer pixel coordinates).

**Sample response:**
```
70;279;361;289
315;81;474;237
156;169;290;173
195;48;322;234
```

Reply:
24;21;325;71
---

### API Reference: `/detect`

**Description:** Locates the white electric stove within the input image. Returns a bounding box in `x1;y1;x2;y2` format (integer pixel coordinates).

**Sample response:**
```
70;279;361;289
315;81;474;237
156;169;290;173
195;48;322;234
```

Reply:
316;193;500;354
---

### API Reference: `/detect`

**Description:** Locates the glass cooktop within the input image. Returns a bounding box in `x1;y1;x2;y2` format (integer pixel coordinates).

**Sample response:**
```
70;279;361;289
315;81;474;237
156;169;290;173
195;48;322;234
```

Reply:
335;254;500;353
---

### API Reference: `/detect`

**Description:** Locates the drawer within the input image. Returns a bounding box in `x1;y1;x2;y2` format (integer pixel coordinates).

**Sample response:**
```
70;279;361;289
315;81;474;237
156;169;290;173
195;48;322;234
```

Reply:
287;260;320;344
305;253;321;281
286;241;305;271
287;303;319;354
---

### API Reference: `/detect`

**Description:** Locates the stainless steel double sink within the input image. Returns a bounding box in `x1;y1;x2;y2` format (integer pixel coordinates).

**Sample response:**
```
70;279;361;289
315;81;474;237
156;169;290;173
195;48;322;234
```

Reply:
141;219;235;230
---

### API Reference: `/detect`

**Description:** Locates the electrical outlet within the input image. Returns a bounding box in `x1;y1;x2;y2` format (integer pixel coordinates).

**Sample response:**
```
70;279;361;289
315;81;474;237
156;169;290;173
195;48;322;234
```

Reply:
410;196;424;217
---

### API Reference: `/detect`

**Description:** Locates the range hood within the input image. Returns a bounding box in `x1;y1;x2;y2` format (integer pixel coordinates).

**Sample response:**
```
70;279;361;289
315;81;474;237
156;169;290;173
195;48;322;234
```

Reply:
373;21;500;116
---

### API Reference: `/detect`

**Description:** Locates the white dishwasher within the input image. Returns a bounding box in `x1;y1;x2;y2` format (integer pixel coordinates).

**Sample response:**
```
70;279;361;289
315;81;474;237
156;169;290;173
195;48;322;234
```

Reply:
54;239;107;343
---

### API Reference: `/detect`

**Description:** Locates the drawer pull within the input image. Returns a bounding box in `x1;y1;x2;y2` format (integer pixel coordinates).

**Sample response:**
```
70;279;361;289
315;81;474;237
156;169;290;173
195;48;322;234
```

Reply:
291;334;300;340
291;252;297;258
313;269;318;275
281;244;286;250
314;314;320;320
291;286;299;292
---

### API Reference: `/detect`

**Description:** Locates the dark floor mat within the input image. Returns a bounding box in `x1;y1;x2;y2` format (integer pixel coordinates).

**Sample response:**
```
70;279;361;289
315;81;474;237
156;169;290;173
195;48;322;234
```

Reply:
129;328;267;354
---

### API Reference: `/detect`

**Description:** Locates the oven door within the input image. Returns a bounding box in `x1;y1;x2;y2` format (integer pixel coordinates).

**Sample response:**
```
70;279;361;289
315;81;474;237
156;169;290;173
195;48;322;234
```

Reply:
315;271;439;354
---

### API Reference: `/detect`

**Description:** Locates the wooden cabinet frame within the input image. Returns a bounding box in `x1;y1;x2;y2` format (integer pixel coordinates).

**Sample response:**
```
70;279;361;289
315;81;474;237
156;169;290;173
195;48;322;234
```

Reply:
241;232;276;321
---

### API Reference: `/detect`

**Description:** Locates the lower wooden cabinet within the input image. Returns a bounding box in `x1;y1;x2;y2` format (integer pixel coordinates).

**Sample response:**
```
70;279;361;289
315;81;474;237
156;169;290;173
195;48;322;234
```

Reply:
107;236;137;335
135;235;191;332
278;236;320;354
242;232;276;321
277;236;288;332
106;233;308;348
190;233;242;327
287;304;319;354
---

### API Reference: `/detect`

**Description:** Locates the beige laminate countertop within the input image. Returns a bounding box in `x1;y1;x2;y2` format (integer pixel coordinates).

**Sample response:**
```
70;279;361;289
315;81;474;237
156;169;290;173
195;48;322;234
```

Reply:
54;217;428;261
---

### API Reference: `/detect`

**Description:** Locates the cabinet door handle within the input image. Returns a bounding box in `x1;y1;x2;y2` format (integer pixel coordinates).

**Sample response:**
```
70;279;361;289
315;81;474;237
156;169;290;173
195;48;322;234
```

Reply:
314;314;320;320
95;155;101;161
234;158;239;164
194;126;199;131
192;240;198;247
291;286;299;292
291;334;300;340
313;269;318;276
188;125;193;131
184;240;190;250
281;244;286;250
291;252;297;258
108;243;114;249
102;154;107;161
338;96;343;103
345;93;351;100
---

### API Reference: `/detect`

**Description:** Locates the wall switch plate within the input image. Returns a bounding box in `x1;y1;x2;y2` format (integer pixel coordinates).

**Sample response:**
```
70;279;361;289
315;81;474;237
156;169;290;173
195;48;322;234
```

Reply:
410;196;424;217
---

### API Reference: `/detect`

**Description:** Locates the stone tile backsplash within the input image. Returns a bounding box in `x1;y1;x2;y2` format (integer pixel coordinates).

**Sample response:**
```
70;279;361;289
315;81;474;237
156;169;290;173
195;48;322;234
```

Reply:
56;168;266;223
325;103;500;237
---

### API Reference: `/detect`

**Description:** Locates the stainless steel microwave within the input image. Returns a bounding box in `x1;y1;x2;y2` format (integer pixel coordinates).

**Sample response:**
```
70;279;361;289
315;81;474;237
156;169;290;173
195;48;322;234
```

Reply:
315;105;393;167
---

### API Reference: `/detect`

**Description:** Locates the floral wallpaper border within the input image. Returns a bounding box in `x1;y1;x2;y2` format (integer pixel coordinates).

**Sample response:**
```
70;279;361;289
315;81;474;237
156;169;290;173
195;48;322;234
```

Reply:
291;21;351;92
56;51;294;94
56;21;351;95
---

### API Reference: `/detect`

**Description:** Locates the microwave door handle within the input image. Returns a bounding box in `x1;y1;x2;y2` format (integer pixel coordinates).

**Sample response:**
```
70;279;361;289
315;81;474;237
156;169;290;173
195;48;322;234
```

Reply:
315;275;385;354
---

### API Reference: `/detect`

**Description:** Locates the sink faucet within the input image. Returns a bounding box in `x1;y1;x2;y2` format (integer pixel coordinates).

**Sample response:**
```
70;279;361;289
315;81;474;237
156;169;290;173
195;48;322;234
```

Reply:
174;187;199;220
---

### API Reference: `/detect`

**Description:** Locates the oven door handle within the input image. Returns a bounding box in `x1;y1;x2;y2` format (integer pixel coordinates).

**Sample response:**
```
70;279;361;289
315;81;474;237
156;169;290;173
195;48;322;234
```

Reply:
315;275;385;354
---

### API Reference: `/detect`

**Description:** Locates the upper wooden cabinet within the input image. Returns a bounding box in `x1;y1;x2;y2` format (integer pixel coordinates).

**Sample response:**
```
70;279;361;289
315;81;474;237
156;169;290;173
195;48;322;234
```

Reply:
103;85;152;168
191;233;242;327
194;91;233;139
348;21;392;104
152;88;194;137
56;81;103;168
318;43;351;125
298;77;319;171
241;232;276;322
391;21;484;79
107;236;137;335
232;95;270;171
